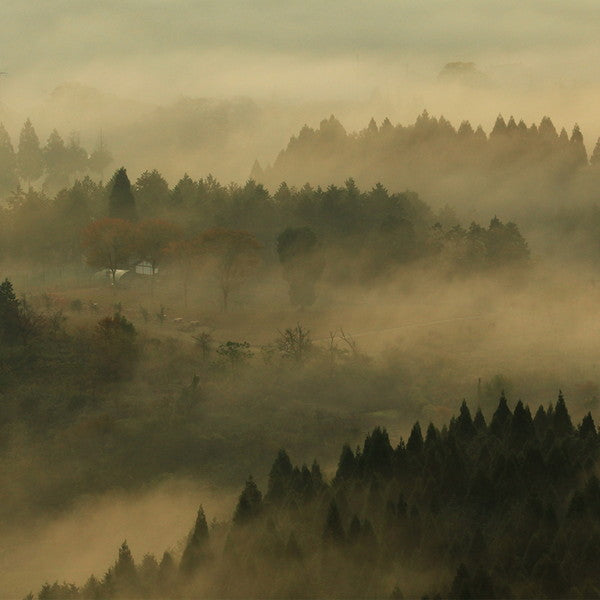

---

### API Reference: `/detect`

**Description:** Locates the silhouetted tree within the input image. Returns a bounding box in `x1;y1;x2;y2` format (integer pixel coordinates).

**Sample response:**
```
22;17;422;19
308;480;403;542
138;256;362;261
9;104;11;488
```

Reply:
109;167;137;221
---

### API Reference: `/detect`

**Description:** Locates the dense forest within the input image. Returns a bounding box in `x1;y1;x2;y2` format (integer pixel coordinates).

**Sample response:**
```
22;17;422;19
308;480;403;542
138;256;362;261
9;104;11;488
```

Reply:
256;113;600;221
3;115;600;600
27;394;600;599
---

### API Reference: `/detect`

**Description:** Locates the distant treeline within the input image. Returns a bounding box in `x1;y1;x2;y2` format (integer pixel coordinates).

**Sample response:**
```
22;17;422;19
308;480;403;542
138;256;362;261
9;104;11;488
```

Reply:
0;168;529;294
32;394;600;599
256;113;600;216
0;119;112;196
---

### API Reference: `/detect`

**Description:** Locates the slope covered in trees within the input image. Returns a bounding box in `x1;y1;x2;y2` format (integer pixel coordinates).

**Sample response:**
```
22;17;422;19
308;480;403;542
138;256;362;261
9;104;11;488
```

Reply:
30;394;600;599
258;113;600;219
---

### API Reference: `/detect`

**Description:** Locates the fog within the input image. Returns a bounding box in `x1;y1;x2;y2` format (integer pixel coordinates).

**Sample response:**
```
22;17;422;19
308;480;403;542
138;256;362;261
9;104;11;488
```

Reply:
2;2;600;182
2;2;600;598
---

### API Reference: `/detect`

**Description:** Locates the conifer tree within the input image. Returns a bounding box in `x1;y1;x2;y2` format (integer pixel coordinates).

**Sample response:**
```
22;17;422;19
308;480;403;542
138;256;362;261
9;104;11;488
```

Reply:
569;124;588;168
456;400;476;439
43;129;69;192
473;407;487;431
406;422;424;454
109;167;137;221
233;476;262;525
0;278;21;342
0;123;18;195
590;137;600;167
579;412;597;439
335;444;357;481
179;505;210;576
553;390;573;436
322;501;345;545
17;118;43;185
267;449;293;502
490;392;511;436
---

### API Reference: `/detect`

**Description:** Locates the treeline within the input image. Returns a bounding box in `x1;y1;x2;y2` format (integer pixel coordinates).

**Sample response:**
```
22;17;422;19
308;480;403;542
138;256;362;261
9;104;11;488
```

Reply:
257;113;600;215
31;394;600;599
0;119;112;196
0;168;529;298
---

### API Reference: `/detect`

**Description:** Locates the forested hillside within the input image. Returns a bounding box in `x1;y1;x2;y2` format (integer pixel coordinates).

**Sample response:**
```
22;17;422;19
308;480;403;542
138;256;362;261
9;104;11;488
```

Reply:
30;394;600;599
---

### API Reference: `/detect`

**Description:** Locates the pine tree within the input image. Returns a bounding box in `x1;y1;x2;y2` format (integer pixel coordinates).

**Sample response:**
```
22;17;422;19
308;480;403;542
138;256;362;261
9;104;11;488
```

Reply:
490;392;511;437
473;408;487;431
579;412;597;439
43;129;69;192
490;115;507;137
335;444;357;481
0;278;21;342
570;124;588;168
456;400;476;439
590;138;600;167
322;501;345;545
17;118;43;185
0;123;18;195
113;540;138;593
108;167;137;221
267;449;293;501
179;505;210;576
233;476;262;524
510;400;535;444
406;422;424;454
553;390;573;436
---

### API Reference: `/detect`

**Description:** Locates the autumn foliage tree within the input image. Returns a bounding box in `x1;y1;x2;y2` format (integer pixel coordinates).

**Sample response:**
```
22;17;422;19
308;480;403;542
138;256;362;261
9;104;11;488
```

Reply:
82;218;133;285
163;236;205;307
135;219;182;279
200;228;262;310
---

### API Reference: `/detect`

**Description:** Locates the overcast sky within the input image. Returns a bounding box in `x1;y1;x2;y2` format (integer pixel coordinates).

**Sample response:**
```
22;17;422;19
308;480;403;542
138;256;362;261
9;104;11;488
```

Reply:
2;1;599;140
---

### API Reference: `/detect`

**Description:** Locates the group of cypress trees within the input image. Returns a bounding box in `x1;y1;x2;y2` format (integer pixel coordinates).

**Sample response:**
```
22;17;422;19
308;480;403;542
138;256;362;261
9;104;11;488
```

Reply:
0;119;111;196
33;393;600;599
259;113;599;206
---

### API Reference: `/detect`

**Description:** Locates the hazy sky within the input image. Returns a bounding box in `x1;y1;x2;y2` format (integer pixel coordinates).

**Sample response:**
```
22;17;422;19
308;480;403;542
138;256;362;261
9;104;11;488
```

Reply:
2;1;600;151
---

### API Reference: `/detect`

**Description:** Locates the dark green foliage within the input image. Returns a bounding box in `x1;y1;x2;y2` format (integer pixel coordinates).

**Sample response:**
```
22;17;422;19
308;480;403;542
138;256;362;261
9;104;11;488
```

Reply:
406;421;424;454
108;167;137;221
94;313;139;380
233;476;263;525
490;391;512;437
277;226;324;307
179;505;210;576
31;393;600;599
267;449;294;502
0;278;20;342
17;118;43;184
554;390;574;436
0;122;18;195
322;501;345;545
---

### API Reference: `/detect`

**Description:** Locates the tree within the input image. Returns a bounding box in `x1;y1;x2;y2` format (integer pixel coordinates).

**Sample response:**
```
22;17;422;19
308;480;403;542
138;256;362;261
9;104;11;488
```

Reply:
43;129;70;193
113;540;138;595
82;218;134;285
0;278;21;342
201;228;262;310
135;170;170;215
163;237;205;308
276;323;313;361
94;313;138;380
322;501;345;545
17;119;43;185
134;219;182;289
0;123;18;195
591;138;600;167
88;135;112;180
180;505;211;576
217;340;253;372
267;449;294;502
233;476;262;525
108;167;137;221
277;227;325;308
